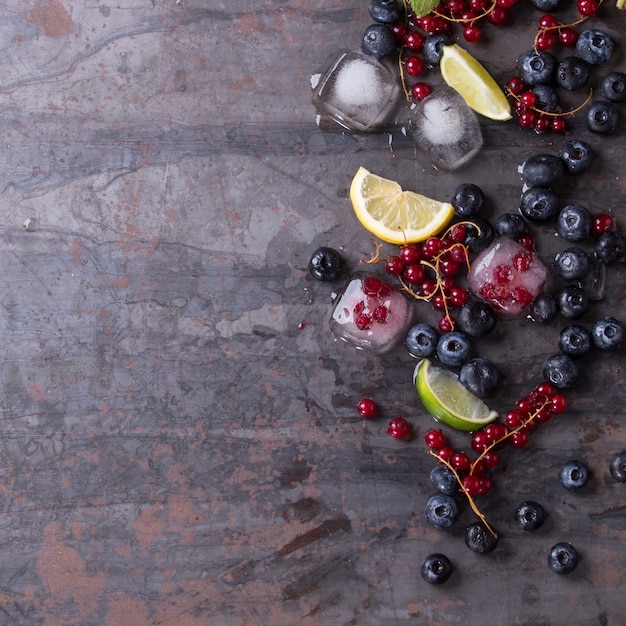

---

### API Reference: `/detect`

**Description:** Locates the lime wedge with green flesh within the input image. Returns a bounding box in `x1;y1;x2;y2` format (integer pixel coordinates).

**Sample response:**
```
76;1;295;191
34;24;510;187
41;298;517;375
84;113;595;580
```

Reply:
415;359;499;432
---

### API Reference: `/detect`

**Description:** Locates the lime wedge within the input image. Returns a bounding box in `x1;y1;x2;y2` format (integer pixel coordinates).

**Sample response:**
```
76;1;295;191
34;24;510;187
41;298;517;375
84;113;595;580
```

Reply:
415;358;499;431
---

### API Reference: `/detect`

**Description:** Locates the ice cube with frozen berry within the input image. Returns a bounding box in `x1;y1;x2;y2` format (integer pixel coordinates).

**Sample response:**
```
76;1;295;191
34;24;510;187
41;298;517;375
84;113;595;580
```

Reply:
330;272;415;353
468;237;548;319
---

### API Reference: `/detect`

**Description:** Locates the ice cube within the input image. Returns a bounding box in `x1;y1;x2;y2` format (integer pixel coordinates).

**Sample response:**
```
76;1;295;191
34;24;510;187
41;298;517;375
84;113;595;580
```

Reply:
408;87;483;170
330;272;415;353
468;237;548;319
312;50;401;132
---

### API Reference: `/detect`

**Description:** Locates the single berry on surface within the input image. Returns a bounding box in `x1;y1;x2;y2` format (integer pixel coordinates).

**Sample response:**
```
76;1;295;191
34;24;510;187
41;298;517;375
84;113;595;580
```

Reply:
529;293;558;323
547;542;580;574
457;300;497;337
451;183;485;217
522;154;564;187
430;465;459;496
368;0;402;24
554;247;590;281
495;213;528;240
421;553;453;584
436;331;472;367
600;71;626;103
557;204;592;241
559;139;593;174
609;450;626;482
558;324;592;358
460;357;501;398
559;459;590;490
576;29;614;65
557;285;589;319
592;213;614;236
519;186;560;222
543;354;579;388
424;494;461;530
531;84;560;112
425;428;446;449
357;398;378;418
463;217;494;254
308;247;343;281
556;56;590;91
586;101;619;135
465;521;498;554
422;34;453;66
595;231;625;266
387;417;410;439
515;500;546;531
517;49;556;86
406;323;439;358
361;23;397;59
591;316;624;352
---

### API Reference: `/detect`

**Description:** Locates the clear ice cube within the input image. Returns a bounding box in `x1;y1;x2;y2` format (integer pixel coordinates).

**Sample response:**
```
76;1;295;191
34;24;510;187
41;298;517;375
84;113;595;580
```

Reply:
312;50;402;132
408;86;483;170
330;273;415;353
468;237;548;319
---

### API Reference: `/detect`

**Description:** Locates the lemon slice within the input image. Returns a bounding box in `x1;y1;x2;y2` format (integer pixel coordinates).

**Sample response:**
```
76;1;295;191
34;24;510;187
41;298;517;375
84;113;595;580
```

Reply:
349;167;454;244
440;44;512;121
414;358;499;432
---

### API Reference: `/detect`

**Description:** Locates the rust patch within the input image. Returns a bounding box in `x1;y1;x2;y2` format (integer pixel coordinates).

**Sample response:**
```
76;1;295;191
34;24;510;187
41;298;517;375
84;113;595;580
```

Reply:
28;0;75;37
276;514;351;557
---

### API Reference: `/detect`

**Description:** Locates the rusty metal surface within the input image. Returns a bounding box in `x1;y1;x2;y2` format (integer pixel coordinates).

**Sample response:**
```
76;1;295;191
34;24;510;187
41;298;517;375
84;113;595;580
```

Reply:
0;1;625;624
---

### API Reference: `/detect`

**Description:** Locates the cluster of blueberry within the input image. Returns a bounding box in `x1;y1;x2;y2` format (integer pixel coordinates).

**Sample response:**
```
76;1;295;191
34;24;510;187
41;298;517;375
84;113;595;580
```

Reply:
507;27;625;133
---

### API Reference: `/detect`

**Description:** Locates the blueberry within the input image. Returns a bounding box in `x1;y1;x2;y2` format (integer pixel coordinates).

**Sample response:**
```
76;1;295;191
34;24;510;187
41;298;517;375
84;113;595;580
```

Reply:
406;322;439;358
519;187;560;223
422;34;453;66
495;213;528;240
517;49;556;86
460;357;501;398
463;217;494;254
559;459;590;490
515;500;546;531
436;331;472;367
547;542;579;575
556;56;590;91
368;0;401;24
457;300;497;337
609;450;626;482
559;139;594;175
424;494;460;529
429;466;459;496
576;29;614;65
421;553;453;585
529;293;558;324
557;285;589;320
557;204;592;241
554;247;590;281
586;100;619;135
451;182;485;217
558;324;592;358
595;231;625;266
308;247;343;281
591;316;624;352
522;154;564;187
543;353;579;388
529;0;560;9
465;521;498;554
361;23;397;59
600;71;626;103
531;84;560;112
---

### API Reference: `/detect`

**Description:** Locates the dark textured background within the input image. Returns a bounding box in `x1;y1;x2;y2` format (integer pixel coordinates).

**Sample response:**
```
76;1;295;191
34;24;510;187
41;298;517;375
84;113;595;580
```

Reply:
0;0;625;624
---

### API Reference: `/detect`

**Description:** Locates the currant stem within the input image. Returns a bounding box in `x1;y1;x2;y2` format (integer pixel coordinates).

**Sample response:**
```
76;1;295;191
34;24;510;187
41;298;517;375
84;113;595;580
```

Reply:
428;449;498;538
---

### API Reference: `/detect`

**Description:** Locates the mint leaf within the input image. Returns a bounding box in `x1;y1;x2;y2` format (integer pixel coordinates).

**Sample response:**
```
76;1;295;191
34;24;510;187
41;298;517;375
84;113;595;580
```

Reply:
408;0;440;17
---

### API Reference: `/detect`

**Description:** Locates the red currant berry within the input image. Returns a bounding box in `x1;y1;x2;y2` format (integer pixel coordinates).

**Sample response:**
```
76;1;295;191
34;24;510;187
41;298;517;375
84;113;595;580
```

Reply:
559;27;578;46
387;417;410;439
403;263;426;284
485;423;507;443
477;476;493;496
385;255;405;275
593;213;614;236
430;17;451;34
437;445;455;462
519;91;537;108
439;257;460;277
452;451;471;471
463;24;482;42
522;418;537;433
438;315;455;333
405;55;425;77
471;460;486;477
538;15;560;29
448;224;467;243
422;237;444;259
432;293;446;311
471;430;489;452
469;0;488;11
534;115;551;133
461;475;481;496
577;0;598;16
551;394;567;414
551;116;567;133
486;5;507;25
363;276;383;296
418;15;437;32
400;244;422;264
411;82;432;101
516;234;535;251
449;244;468;264
392;23;409;41
373;305;388;323
535;408;553;423
446;0;465;16
510;431;529;448
404;31;424;50
355;313;372;331
482;450;499;469
496;0;515;7
535;31;555;51
504;410;522;428
419;279;438;298
425;428;446;449
357;398;378;418
535;381;555;397
448;286;468;307
507;76;526;95
518;109;538;128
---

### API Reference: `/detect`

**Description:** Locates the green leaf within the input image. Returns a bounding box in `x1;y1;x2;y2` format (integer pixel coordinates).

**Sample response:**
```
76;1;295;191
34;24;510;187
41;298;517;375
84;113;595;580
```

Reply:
408;0;440;17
